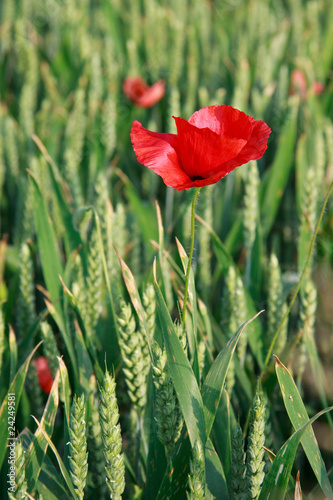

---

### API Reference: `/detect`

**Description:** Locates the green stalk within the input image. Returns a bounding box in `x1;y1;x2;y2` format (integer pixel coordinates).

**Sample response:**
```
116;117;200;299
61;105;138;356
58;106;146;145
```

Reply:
182;187;201;328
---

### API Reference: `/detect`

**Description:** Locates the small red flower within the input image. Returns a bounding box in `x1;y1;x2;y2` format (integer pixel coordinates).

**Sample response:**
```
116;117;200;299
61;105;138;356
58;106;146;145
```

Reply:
130;105;271;190
123;77;165;108
34;356;54;394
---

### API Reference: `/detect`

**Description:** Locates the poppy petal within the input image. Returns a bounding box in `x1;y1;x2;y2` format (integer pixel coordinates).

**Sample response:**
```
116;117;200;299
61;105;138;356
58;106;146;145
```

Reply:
130;121;192;189
34;356;54;393
174;116;247;178
200;118;271;182
188;105;253;141
135;80;165;108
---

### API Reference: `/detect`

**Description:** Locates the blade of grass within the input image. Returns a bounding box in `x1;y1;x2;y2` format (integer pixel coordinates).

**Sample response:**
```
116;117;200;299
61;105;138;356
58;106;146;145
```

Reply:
176;237;199;381
28;172;77;378
25;368;61;494
205;437;229;499
0;342;42;469
30;415;77;499
154;278;206;449
9;326;17;384
260;97;299;237
275;356;333;498
258;406;333;500
201;312;262;437
116;249;152;358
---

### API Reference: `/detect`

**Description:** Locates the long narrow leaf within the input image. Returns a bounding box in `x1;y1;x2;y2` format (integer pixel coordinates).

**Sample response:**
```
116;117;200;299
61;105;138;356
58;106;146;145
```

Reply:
275;356;333;498
0;342;42;469
201;312;262;437
258;406;333;500
154;279;206;448
25;369;61;493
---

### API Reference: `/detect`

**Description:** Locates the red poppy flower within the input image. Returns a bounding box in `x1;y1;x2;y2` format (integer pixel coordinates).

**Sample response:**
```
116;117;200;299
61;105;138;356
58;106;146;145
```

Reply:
123;77;165;108
33;356;54;394
130;105;271;190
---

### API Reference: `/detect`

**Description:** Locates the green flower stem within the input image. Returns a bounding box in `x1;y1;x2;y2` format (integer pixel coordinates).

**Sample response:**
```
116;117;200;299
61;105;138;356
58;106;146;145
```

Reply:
261;180;333;377
182;187;201;329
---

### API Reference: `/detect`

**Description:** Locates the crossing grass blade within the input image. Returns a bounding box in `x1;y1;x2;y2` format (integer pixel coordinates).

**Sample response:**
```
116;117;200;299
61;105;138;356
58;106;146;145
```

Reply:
205;437;229;499
275;356;333;498
21;429;73;499
25;368;62;494
211;390;231;485
201;312;262;438
0;341;42;469
154;278;206;449
29;415;77;499
258;405;333;500
258;406;333;500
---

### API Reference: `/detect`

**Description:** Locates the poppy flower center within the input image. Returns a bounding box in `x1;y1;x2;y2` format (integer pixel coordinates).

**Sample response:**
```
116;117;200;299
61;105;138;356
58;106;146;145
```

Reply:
191;175;205;181
133;84;146;98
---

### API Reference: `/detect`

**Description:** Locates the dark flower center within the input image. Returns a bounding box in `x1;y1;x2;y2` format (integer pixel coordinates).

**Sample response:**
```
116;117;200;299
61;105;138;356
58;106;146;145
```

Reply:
191;175;205;181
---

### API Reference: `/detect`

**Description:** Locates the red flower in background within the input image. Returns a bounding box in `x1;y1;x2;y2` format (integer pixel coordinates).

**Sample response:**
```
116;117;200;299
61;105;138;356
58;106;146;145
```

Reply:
290;69;307;100
311;81;325;95
34;356;54;394
123;77;165;108
131;105;271;190
289;69;325;100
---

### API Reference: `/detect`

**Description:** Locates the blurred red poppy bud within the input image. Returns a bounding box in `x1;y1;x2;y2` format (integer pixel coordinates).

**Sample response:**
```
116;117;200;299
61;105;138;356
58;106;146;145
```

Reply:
34;356;54;393
290;69;307;100
123;77;165;108
131;104;271;191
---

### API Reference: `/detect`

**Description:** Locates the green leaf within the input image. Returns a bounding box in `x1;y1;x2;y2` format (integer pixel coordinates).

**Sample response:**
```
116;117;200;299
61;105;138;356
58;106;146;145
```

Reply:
29;172;77;374
211;390;231;485
116;250;152;356
145;384;168;500
258;405;333;500
260;97;299;237
0;342;42;469
303;325;333;427
60;278;104;384
201;312;262;438
46;159;82;259
156;430;191;500
176;238;199;381
25;368;61;493
295;133;308;216
29;172;64;323
155;200;173;311
154;279;206;448
275;356;333;498
205;438;229;499
9;326;17;384
30;414;77;499
21;429;70;500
